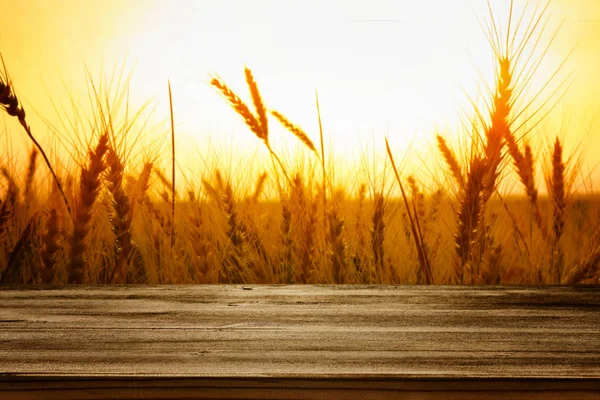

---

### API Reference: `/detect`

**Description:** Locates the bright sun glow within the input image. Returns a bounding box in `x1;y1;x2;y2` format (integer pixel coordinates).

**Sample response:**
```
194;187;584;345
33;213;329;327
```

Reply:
1;0;598;188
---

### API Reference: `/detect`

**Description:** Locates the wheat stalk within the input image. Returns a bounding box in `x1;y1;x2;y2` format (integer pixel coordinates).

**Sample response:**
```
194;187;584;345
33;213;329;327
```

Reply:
168;81;176;254
352;184;367;282
106;147;137;284
1;213;40;284
280;202;295;283
454;157;486;284
563;248;599;285
0;168;18;237
211;77;264;140
327;204;347;284
483;56;512;203
271;110;318;155
551;138;566;240
138;163;153;201
68;133;109;284
244;67;269;139
505;134;547;237
251;172;268;203
408;176;430;283
549;137;566;283
0;54;71;216
41;209;60;284
221;181;249;283
385;138;432;284
436;135;465;190
371;192;385;282
211;71;291;185
299;195;318;283
24;147;38;201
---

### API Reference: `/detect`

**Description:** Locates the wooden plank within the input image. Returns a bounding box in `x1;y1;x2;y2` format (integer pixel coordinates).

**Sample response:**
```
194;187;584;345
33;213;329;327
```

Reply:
0;285;599;399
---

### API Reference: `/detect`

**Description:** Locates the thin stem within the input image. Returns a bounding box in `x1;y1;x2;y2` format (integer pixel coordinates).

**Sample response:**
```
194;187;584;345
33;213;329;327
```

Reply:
168;81;176;251
385;138;432;284
265;142;292;186
21;120;71;216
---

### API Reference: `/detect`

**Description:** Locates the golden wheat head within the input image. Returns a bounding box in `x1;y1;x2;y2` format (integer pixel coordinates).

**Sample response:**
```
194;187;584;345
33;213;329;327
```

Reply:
210;76;265;141
271;110;318;154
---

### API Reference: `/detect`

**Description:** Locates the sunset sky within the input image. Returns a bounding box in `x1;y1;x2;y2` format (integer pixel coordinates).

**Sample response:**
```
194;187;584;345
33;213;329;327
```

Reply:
2;0;600;191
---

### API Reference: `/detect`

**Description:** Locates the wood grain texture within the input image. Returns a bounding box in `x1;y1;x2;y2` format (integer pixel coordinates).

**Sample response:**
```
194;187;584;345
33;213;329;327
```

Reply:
0;285;599;399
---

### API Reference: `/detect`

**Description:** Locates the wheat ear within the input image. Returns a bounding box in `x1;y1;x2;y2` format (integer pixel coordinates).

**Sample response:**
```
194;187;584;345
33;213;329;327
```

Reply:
106;147;136;284
454;157;486;283
211;77;264;140
244;67;269;139
211;72;291;185
436;135;464;190
504;134;547;237
68;133;109;284
483;56;512;202
549;137;566;283
271;110;318;155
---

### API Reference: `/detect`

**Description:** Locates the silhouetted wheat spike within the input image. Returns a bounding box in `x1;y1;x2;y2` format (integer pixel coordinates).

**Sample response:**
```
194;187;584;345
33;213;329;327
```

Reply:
106;148;137;284
68;134;109;284
0;55;71;216
550;137;566;283
436;135;464;190
504;133;547;237
271;111;318;155
455;157;486;284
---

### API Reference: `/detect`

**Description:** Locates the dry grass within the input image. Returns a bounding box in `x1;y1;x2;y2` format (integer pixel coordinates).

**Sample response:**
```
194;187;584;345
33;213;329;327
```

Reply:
0;1;597;285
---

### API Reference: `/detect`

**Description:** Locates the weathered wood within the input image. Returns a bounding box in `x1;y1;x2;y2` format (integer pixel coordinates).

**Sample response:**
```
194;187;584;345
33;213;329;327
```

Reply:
0;285;599;399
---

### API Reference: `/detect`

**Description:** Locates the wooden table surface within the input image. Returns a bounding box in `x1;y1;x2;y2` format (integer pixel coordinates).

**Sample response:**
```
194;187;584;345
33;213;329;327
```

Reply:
1;285;599;399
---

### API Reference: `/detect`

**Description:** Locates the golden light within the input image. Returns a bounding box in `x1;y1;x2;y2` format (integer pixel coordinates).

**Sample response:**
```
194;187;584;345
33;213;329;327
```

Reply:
1;0;598;189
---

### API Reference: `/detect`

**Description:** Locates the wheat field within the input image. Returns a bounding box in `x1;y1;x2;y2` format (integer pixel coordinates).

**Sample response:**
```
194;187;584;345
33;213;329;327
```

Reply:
0;2;598;285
